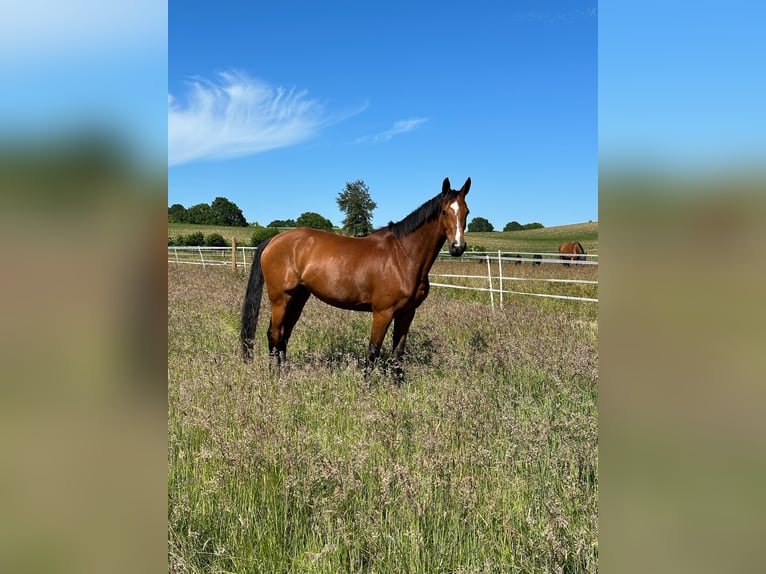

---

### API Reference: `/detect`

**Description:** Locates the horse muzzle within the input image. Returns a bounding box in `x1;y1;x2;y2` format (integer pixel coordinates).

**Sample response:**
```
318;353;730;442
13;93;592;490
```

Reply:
449;241;466;257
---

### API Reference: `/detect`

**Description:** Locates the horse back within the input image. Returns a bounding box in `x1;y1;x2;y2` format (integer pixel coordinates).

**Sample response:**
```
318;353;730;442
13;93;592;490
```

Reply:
262;228;404;309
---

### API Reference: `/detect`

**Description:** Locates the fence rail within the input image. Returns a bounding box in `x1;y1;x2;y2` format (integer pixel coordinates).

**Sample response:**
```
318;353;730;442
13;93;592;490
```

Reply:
168;246;598;306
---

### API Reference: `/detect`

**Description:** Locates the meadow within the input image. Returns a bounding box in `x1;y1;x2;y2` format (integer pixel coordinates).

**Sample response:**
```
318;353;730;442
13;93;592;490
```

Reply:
168;242;598;572
466;222;598;255
168;221;598;253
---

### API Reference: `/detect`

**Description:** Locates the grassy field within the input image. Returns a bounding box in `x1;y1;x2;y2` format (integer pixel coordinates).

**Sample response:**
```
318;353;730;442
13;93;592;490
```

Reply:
168;222;265;246
168;254;598;572
168;221;598;253
465;222;598;255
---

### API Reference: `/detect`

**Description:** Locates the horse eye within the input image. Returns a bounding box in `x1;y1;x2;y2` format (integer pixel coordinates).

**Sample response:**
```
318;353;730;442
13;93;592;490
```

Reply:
441;209;448;216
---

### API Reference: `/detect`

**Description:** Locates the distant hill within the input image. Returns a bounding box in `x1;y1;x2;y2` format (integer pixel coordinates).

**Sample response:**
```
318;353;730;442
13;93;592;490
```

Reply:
465;221;598;254
169;221;598;254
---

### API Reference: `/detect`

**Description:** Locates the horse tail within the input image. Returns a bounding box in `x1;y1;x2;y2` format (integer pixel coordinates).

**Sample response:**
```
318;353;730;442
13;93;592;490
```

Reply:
240;237;273;362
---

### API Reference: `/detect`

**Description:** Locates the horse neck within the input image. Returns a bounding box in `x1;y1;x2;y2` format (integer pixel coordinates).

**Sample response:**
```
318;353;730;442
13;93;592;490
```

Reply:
396;217;446;276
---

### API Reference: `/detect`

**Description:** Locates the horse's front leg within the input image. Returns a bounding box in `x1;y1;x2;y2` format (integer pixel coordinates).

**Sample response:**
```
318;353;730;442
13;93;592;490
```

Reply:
365;310;394;380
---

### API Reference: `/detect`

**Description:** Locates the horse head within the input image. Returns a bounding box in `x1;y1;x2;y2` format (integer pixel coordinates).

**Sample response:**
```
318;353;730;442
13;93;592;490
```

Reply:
439;177;471;256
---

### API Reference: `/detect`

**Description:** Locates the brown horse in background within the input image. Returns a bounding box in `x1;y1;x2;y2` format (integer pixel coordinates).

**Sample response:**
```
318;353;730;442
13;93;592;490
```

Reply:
559;241;586;266
240;177;471;383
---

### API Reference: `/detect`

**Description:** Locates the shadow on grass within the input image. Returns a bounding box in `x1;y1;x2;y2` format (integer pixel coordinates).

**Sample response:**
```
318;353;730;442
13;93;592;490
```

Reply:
279;326;439;386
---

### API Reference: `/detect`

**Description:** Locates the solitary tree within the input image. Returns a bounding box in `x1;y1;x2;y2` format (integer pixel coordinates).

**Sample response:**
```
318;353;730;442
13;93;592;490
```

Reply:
296;211;334;232
468;217;494;232
337;180;376;236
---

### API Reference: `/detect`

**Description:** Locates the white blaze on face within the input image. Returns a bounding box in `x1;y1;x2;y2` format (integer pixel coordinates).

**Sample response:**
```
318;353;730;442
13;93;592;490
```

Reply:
449;200;463;245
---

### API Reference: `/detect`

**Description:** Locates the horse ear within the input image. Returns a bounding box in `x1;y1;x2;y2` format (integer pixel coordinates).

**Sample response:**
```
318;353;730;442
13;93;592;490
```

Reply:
460;177;471;196
442;178;451;195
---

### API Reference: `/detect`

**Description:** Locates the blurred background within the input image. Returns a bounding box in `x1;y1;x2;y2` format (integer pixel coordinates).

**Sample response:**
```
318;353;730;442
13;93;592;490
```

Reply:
599;2;765;573
1;2;764;573
0;2;167;573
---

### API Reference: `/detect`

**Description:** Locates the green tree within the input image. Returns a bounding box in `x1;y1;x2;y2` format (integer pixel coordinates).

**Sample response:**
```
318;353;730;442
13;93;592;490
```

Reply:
177;231;204;246
336;179;376;236
250;226;280;245
503;220;522;232
468;217;494;232
267;219;296;228
168;203;187;223
210;196;248;226
185;203;213;224
204;233;228;246
521;222;544;230
296;212;334;232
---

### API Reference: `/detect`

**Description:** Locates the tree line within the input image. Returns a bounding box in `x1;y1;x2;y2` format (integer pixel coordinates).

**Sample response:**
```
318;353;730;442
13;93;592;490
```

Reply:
168;197;248;226
168;181;543;239
468;218;545;232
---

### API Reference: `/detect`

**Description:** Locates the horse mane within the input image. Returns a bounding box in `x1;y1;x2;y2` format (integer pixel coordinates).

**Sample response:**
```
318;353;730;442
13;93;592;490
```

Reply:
576;241;586;254
379;189;459;239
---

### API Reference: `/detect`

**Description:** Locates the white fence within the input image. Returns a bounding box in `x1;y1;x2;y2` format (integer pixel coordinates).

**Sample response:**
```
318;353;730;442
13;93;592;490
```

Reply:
168;247;598;306
433;251;598;307
168;245;257;269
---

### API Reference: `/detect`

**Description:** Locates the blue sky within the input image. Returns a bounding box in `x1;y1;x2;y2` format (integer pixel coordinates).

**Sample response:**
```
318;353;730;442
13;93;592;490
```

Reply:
0;1;167;166
169;0;597;229
599;1;766;171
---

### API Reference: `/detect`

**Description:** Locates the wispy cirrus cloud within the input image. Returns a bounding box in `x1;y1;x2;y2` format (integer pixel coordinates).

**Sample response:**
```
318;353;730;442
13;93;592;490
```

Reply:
356;117;428;144
169;71;348;166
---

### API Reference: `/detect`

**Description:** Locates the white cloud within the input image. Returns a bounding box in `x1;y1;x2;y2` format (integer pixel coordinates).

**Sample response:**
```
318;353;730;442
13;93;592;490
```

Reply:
168;71;329;166
357;117;428;144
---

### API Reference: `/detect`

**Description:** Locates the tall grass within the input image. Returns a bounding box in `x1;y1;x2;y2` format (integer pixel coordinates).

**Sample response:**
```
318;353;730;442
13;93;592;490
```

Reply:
168;265;597;573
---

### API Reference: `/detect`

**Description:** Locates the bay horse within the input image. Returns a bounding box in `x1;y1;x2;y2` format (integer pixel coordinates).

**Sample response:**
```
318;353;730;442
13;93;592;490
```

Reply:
240;177;471;382
559;241;586;266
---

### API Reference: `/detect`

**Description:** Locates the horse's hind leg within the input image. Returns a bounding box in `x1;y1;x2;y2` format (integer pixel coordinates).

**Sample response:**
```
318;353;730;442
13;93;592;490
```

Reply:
266;309;285;367
391;309;416;385
267;297;289;366
364;309;394;381
282;287;310;355
267;287;310;367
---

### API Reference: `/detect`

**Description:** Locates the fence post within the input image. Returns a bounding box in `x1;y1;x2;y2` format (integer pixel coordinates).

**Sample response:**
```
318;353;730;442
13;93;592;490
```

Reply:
231;237;237;271
498;250;503;309
198;246;205;270
486;256;494;310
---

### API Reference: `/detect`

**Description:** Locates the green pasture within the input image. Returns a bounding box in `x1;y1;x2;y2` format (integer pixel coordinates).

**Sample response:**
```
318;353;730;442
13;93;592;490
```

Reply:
168;221;598;253
168;259;598;572
466;222;598;255
168;223;280;246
